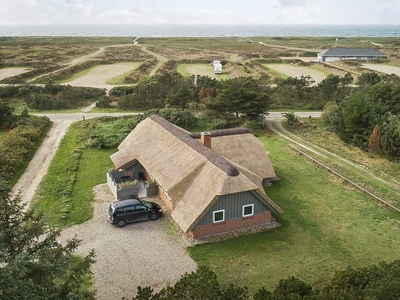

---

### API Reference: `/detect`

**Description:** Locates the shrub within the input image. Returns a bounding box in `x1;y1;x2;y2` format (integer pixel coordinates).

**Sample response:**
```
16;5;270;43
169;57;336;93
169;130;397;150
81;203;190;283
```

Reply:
86;116;139;148
139;108;197;128
0;115;51;181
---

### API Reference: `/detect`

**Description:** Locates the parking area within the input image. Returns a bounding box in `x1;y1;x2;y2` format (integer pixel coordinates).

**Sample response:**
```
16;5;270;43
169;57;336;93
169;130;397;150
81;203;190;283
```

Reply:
59;184;197;300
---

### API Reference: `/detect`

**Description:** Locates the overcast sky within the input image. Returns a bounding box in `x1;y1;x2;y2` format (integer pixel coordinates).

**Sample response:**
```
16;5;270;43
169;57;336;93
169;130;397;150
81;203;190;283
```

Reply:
1;0;399;25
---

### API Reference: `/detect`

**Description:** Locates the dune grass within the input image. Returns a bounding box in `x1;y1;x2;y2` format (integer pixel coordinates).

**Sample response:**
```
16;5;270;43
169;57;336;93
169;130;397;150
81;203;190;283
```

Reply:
187;130;400;294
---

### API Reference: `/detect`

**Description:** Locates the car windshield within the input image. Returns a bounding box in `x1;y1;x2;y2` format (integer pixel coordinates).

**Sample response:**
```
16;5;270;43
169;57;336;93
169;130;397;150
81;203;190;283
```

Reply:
141;200;152;209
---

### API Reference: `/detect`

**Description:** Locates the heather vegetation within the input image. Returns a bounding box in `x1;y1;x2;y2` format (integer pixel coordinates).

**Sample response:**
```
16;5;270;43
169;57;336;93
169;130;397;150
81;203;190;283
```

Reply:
0;104;51;183
0;84;105;110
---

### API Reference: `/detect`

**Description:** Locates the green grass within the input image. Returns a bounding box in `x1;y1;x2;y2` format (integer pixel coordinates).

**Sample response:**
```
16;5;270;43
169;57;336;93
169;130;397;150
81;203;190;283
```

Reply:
33;122;115;227
0;130;7;138
282;118;400;208
187;130;400;294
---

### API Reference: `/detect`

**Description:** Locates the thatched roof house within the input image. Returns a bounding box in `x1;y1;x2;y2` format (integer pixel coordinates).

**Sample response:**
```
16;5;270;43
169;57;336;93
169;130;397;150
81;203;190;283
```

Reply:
110;114;282;238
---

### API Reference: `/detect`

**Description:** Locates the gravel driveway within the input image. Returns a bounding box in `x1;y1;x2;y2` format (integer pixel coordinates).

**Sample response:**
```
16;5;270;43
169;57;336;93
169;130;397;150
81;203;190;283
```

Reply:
59;184;197;300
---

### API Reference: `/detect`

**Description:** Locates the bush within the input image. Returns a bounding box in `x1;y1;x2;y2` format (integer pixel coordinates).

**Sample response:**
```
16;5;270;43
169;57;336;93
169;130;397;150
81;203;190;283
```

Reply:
23;85;105;110
86;116;139;148
139;108;197;128
0;115;51;181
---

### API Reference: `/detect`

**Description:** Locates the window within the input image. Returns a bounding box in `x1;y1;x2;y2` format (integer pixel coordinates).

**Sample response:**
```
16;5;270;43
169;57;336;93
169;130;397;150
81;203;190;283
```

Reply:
124;206;136;214
243;204;254;217
135;205;147;212
213;209;225;223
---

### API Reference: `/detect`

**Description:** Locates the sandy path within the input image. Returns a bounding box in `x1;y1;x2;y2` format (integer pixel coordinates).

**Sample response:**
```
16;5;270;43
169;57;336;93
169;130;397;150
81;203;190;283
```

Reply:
280;57;316;62
362;64;400;76
0;67;30;81
12;119;75;205
63;62;140;90
265;64;327;83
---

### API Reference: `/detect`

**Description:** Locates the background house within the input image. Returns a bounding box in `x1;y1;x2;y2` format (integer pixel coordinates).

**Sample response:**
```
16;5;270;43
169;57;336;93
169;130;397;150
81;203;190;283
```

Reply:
317;48;387;62
109;114;283;239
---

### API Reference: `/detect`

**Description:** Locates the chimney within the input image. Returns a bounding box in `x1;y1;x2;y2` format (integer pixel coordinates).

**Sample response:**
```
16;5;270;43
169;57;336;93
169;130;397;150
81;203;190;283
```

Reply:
200;132;211;148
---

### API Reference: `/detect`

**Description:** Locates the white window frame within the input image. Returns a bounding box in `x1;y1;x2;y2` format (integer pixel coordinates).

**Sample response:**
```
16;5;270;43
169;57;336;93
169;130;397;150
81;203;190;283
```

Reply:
213;209;225;223
242;204;254;217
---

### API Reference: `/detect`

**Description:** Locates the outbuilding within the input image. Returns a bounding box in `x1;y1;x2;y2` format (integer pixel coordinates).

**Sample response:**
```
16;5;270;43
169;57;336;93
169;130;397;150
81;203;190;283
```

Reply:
317;48;387;62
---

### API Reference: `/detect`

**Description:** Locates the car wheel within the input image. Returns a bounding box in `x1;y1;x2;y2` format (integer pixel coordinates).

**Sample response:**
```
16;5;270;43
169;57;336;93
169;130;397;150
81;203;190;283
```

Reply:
117;219;127;227
150;213;159;221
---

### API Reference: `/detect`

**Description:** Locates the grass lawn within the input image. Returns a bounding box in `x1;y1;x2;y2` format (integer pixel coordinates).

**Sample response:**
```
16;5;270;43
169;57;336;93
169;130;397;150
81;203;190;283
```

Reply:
187;130;400;294
282;118;400;208
33;122;115;227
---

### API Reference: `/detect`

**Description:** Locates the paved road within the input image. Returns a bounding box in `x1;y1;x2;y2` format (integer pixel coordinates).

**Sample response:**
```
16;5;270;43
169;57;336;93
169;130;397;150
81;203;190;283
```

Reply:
34;112;141;121
267;111;322;118
35;111;322;121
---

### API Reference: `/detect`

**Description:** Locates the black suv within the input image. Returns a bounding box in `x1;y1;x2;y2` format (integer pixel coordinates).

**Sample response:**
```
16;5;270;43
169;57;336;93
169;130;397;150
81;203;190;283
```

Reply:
108;199;162;227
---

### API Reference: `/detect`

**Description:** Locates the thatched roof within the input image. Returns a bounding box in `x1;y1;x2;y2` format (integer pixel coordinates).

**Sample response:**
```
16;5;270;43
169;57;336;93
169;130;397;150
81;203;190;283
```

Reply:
110;114;282;233
194;132;278;182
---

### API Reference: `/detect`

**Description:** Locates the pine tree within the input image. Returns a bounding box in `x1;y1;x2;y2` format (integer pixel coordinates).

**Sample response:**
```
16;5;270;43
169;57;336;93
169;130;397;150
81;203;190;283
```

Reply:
0;177;95;300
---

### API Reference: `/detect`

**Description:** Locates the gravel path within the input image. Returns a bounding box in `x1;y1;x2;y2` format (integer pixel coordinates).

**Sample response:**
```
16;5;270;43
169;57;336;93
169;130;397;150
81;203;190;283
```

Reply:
362;64;400;76
59;184;197;300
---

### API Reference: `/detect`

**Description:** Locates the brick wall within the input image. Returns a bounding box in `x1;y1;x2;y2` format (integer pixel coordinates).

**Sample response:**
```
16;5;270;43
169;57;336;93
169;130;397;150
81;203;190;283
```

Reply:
158;187;173;211
189;211;272;238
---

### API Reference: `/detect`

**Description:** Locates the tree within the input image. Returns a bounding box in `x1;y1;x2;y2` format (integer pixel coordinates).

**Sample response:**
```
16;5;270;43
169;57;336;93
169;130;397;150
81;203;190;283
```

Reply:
380;116;400;157
341;92;373;146
276;75;315;101
368;124;382;153
282;112;299;127
165;84;195;108
0;177;95;300
131;266;249;300
340;72;354;87
206;77;269;117
0;102;14;128
320;260;400;300
357;72;381;89
316;74;340;104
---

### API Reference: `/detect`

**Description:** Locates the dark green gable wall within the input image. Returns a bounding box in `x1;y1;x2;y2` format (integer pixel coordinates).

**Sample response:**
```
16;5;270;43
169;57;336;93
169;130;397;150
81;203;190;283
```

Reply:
196;190;271;226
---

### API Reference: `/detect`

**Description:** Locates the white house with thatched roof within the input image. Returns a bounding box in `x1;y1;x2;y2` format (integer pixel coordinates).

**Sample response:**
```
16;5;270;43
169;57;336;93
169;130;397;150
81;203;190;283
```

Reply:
109;114;283;239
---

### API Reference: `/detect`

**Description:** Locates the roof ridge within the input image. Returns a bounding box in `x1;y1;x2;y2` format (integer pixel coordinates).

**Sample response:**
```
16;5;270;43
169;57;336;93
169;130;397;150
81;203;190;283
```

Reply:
189;127;251;139
149;114;240;177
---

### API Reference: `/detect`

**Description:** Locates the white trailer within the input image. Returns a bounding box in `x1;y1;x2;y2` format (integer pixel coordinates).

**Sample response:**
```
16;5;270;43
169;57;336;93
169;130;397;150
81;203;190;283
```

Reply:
213;60;222;74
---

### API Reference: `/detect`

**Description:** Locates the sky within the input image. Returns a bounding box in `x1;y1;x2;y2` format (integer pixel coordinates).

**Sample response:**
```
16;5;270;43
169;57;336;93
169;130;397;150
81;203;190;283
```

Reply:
0;0;400;25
